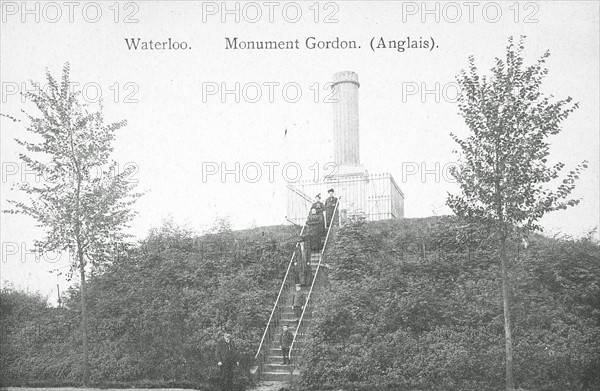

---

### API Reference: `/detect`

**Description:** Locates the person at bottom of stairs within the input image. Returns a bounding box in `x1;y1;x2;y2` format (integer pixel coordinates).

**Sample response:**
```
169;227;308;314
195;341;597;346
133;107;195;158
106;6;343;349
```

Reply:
215;330;239;391
280;324;294;365
291;284;306;321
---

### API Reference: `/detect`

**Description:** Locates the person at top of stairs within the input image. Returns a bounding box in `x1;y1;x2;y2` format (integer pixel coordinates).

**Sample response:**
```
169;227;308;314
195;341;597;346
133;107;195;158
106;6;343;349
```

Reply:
325;188;339;228
311;194;325;215
312;194;326;236
280;324;294;365
291;284;306;321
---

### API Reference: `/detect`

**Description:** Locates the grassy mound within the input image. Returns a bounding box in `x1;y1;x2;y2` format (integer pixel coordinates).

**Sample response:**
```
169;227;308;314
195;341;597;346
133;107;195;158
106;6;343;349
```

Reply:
300;216;599;391
1;223;300;388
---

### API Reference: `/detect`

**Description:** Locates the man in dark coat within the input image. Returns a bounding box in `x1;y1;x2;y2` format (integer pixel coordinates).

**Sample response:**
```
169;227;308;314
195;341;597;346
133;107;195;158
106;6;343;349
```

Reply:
279;324;294;365
215;330;239;391
325;188;339;228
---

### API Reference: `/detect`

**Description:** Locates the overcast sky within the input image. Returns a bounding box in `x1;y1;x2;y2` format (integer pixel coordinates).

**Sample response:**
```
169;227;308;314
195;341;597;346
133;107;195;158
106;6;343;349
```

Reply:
1;1;598;303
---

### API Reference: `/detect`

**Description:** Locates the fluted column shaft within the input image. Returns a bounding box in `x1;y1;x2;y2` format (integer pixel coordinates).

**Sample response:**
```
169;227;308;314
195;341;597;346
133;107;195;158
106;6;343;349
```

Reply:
332;71;360;166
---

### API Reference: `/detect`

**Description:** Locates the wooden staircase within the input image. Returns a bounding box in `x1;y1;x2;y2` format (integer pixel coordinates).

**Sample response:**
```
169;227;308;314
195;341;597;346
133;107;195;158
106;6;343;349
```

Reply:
260;253;320;381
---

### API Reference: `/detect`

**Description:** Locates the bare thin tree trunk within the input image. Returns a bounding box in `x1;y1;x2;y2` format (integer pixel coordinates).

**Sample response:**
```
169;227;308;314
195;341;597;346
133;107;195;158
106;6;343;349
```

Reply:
494;135;514;391
500;235;514;390
80;262;90;385
71;132;89;386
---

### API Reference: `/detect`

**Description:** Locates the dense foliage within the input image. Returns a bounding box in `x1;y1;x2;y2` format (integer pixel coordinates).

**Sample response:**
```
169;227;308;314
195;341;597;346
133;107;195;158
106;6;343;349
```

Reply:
0;222;300;388
301;217;600;391
3;217;598;390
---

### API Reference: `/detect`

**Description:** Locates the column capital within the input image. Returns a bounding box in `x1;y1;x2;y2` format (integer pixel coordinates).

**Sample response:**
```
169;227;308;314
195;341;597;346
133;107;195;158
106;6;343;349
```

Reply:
332;71;360;88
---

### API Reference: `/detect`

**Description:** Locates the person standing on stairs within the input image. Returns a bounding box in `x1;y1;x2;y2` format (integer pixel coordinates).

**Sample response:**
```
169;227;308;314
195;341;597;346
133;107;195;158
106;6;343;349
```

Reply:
291;284;306;321
307;208;324;251
303;257;313;287
215;330;239;391
312;194;326;235
311;194;325;215
280;324;294;365
325;188;339;228
295;235;310;286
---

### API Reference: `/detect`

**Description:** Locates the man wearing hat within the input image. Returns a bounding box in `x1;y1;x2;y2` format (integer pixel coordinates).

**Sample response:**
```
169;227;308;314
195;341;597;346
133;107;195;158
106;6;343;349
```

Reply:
279;324;294;365
215;330;239;391
325;188;339;228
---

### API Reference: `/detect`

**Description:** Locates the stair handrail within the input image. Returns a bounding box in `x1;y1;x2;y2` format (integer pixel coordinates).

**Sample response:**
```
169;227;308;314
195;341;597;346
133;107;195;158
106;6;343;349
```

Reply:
289;197;341;371
286;183;314;204
253;208;313;370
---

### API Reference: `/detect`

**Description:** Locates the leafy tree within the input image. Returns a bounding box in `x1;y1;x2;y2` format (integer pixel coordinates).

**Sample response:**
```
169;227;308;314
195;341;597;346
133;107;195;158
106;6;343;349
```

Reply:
3;63;141;385
447;36;587;390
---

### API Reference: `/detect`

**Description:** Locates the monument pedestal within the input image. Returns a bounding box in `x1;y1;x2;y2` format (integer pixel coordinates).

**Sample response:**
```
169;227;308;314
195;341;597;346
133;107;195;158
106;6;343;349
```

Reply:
286;172;404;225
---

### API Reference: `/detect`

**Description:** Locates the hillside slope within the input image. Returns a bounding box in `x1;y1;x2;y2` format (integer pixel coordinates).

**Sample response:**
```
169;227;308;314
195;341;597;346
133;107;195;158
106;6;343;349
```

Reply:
0;223;300;388
301;216;600;391
2;217;598;390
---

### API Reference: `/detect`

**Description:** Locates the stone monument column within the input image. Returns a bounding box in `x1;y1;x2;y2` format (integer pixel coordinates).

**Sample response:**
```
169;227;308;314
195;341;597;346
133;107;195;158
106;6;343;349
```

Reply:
332;71;360;166
329;71;366;178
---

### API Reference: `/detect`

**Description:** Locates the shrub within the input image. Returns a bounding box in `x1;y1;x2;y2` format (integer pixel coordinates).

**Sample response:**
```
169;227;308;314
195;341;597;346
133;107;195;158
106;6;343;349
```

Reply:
300;217;600;391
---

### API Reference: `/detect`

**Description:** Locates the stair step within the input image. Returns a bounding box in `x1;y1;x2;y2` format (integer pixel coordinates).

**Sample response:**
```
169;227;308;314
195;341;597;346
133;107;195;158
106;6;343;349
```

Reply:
270;336;307;341
279;321;311;326
264;366;301;377
261;370;300;381
265;354;304;364
268;350;305;357
268;346;305;355
270;334;308;340
272;330;309;335
265;362;296;369
269;340;307;348
266;355;290;363
268;349;305;355
269;335;307;341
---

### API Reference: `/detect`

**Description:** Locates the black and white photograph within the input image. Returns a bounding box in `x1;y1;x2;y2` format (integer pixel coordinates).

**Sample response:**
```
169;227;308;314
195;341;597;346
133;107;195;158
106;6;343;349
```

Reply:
1;1;599;391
